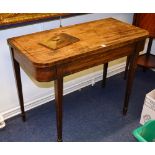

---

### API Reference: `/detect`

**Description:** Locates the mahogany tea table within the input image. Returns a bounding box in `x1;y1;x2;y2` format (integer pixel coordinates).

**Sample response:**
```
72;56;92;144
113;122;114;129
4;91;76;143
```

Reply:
8;18;148;141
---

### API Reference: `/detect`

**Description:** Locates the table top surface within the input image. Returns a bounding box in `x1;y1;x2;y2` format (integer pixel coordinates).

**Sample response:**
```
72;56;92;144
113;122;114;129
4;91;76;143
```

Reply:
8;18;148;67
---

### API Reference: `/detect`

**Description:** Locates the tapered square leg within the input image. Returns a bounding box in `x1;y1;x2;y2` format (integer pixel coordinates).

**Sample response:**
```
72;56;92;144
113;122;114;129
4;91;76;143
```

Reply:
102;63;108;87
123;42;143;115
124;56;131;80
10;47;26;121
54;77;63;142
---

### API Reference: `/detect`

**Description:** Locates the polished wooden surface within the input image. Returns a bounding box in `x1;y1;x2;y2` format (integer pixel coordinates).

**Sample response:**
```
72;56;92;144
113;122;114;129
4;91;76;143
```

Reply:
124;13;155;76
137;37;155;69
133;13;155;37
40;33;80;50
133;14;155;68
137;54;155;68
8;18;148;82
8;18;148;141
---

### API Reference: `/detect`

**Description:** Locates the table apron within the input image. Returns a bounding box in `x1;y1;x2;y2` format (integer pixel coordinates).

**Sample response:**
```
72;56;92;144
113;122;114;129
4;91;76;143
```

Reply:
60;43;136;77
13;41;145;82
13;49;57;82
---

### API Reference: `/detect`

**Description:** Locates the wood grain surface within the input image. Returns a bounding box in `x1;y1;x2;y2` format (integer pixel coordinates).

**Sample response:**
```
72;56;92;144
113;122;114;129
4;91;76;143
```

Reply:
8;18;148;66
133;13;155;37
8;18;148;82
40;33;80;50
125;14;155;75
137;54;155;68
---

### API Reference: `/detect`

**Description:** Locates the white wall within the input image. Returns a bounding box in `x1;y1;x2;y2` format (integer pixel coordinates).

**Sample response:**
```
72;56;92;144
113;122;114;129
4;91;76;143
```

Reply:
0;13;139;117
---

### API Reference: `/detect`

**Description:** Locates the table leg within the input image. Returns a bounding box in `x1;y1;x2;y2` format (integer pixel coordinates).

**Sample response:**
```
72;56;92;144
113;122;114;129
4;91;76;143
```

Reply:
10;47;26;121
54;77;63;142
102;63;108;87
124;55;131;80
123;44;140;115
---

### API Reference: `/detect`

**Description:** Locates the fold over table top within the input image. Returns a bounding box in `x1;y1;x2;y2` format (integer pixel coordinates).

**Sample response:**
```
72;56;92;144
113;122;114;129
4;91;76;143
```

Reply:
8;18;148;68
